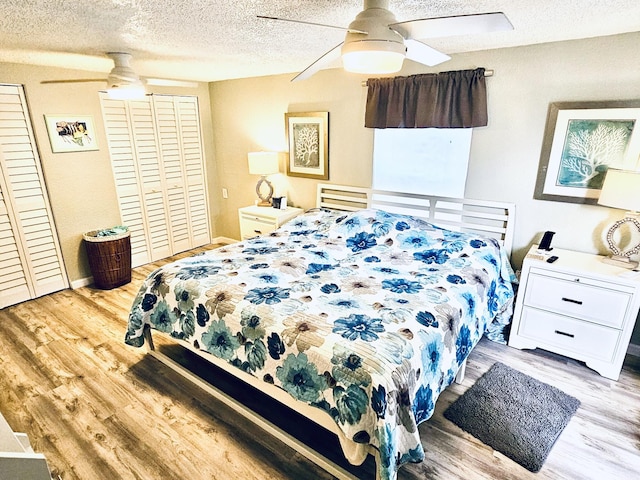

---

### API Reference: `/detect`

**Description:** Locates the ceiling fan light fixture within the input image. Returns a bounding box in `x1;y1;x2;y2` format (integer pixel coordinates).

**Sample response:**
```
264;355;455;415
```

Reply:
105;52;146;99
106;83;146;100
342;39;406;74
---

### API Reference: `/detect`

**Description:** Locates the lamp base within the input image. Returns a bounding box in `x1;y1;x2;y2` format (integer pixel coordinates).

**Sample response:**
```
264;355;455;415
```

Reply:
602;255;639;269
255;176;274;207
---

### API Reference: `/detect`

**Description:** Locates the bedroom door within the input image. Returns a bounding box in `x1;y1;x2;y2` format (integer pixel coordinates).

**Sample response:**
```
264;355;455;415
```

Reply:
0;84;68;308
100;93;210;267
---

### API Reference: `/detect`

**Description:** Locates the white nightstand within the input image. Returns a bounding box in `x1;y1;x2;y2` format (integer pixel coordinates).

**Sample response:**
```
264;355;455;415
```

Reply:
509;245;640;380
238;205;304;240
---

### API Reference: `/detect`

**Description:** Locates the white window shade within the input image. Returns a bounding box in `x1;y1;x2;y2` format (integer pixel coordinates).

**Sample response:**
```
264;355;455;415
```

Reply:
373;128;472;198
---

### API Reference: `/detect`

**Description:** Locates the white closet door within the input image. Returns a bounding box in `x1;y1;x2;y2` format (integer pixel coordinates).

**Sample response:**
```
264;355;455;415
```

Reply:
0;84;68;308
128;99;172;260
101;95;172;266
153;95;210;251
0;177;31;307
102;93;210;266
175;96;210;248
101;96;150;266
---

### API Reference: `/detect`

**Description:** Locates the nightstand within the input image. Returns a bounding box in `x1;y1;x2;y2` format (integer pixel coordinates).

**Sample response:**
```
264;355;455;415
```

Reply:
509;245;640;380
238;205;304;240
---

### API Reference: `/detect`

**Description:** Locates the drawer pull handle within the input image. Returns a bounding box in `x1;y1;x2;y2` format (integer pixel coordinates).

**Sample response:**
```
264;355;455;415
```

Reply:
554;330;575;338
561;297;583;305
254;229;262;234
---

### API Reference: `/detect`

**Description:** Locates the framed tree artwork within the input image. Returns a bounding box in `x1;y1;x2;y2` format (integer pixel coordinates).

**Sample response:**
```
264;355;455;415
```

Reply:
534;101;640;204
285;111;329;180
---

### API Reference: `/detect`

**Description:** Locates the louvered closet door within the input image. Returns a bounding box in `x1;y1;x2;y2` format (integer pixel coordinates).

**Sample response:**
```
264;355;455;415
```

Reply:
128;99;172;260
101;95;171;266
0;176;31;307
153;95;210;251
0;84;68;308
101;93;210;266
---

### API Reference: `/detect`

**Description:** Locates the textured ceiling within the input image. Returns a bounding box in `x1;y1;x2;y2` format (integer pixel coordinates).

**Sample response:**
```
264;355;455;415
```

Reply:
0;0;639;83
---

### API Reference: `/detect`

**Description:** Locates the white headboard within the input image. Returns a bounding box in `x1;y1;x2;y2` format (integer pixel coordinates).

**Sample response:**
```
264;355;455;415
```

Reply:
316;184;515;255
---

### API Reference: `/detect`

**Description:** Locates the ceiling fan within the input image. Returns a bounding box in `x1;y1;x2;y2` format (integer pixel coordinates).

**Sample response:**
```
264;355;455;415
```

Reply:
41;52;198;97
258;0;513;81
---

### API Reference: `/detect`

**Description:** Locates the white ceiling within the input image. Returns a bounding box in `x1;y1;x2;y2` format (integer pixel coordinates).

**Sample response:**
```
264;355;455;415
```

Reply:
0;0;639;83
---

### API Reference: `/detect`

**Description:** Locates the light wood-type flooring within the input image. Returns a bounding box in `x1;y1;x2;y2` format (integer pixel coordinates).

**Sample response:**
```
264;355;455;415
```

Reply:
1;245;639;480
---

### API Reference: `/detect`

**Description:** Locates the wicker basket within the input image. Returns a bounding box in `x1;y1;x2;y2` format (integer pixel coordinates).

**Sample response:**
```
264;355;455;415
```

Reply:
83;230;131;289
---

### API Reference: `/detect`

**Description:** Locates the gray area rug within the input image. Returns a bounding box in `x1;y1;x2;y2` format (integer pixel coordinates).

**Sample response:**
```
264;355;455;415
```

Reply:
443;362;580;472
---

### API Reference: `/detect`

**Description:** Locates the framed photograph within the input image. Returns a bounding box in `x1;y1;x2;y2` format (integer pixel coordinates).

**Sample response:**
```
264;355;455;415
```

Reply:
285;111;329;180
534;101;640;204
44;115;98;153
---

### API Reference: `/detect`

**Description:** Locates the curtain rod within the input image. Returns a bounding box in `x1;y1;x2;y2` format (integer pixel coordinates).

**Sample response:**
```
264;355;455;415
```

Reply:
361;69;494;87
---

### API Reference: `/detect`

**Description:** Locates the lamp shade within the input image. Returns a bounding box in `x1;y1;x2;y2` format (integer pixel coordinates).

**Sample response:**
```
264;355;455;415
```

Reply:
247;152;280;176
597;169;640;212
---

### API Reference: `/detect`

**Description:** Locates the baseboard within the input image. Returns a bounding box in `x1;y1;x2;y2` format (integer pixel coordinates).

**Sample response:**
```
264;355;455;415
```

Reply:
211;236;237;245
70;276;93;289
627;343;640;358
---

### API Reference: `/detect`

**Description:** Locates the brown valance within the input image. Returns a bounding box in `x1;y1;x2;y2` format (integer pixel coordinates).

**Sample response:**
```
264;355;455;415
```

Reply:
364;68;488;129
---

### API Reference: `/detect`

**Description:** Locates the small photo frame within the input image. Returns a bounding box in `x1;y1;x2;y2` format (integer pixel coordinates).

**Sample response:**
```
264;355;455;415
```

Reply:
534;101;640;204
44;115;98;153
285;111;329;180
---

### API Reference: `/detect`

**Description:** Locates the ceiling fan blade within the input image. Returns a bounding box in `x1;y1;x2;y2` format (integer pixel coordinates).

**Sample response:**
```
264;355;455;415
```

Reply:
292;43;343;82
405;39;451;67
145;78;199;88
257;15;366;34
41;78;106;84
392;12;513;40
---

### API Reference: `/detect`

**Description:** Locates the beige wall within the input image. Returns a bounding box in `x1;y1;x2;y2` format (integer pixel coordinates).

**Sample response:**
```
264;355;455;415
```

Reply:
0;63;216;284
208;72;373;240
209;32;640;273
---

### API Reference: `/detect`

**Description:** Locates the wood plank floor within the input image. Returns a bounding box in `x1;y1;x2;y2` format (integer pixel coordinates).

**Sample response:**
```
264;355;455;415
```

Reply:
1;245;639;479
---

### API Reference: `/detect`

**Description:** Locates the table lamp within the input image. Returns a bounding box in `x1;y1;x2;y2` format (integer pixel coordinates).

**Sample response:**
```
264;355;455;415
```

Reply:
248;152;280;207
597;168;640;269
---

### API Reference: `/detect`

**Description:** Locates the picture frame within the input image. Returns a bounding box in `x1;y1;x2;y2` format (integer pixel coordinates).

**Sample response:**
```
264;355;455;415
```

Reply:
44;115;98;153
285;111;329;180
534;100;640;204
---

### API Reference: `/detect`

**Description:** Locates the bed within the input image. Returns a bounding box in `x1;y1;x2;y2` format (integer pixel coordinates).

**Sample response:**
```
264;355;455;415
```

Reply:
125;184;517;480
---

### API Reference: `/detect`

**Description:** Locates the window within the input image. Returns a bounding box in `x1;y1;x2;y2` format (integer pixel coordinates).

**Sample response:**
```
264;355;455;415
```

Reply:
372;128;472;198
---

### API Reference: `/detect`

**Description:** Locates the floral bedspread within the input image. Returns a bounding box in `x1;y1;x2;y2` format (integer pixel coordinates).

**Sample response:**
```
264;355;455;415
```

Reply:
125;208;516;480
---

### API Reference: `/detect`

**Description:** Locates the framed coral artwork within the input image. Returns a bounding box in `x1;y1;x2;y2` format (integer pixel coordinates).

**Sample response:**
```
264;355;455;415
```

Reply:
285;111;329;180
534;101;640;204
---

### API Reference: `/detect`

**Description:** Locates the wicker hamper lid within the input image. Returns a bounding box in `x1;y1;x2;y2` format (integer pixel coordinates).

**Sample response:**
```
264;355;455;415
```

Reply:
83;226;130;242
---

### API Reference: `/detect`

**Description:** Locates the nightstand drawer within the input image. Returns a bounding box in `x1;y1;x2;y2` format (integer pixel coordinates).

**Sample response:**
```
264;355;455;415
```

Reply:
240;217;276;238
524;273;630;329
239;206;304;240
519;307;620;362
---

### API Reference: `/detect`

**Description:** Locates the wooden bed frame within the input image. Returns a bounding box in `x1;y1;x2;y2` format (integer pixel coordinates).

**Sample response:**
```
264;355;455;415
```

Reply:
142;184;516;480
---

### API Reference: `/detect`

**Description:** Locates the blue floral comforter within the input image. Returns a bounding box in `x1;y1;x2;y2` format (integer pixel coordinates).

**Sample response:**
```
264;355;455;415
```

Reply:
125;208;516;480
